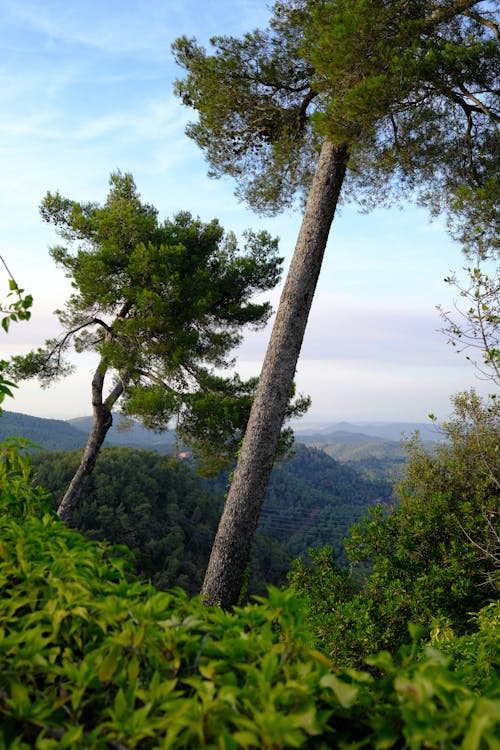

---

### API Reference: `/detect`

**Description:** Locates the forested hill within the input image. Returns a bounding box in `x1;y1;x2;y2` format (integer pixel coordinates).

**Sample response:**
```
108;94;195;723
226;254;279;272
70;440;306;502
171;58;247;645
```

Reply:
263;445;391;560
0;411;86;450
0;411;177;452
208;443;392;562
30;443;393;597
0;411;435;481
296;423;440;479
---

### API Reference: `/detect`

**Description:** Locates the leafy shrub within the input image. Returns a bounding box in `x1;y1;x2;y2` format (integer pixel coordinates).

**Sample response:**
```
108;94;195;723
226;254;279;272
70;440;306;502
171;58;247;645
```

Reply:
1;446;499;748
291;392;500;664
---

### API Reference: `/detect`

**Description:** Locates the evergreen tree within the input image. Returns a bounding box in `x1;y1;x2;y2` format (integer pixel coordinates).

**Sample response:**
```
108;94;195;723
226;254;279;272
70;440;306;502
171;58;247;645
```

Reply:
173;0;499;605
9;172;302;520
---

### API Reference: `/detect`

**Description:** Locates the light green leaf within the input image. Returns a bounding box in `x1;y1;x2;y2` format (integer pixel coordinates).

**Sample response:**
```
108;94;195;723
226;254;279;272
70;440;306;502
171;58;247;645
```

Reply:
320;674;358;708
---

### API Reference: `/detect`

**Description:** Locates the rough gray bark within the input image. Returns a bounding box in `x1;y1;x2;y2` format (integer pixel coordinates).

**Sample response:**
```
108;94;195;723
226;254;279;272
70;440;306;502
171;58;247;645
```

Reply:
201;139;349;607
57;361;124;523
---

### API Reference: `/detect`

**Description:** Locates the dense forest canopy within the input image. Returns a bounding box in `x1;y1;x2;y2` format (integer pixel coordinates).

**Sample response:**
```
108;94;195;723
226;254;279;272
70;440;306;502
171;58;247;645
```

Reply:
29;442;392;595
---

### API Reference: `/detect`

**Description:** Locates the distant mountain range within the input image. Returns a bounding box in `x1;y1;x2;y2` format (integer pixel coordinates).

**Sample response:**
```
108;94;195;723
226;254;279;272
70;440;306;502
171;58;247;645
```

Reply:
68;415;178;452
294;420;440;442
0;411;440;478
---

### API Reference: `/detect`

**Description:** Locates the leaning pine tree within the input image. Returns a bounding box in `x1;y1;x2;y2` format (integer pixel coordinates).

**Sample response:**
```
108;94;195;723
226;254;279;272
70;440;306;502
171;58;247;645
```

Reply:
10;172;309;521
173;0;499;606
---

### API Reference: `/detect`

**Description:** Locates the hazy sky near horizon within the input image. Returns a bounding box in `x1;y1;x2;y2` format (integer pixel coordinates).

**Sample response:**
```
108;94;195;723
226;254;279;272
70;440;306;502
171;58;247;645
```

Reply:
0;0;494;425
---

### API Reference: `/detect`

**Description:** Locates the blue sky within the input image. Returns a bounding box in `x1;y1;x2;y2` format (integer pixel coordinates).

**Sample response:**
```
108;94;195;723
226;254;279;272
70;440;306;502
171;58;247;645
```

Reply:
0;0;494;424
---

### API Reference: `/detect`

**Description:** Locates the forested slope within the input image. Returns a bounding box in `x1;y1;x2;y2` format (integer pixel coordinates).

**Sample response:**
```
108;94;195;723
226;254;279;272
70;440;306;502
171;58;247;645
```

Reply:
0;411;177;453
31;443;392;594
258;445;392;561
0;411;86;451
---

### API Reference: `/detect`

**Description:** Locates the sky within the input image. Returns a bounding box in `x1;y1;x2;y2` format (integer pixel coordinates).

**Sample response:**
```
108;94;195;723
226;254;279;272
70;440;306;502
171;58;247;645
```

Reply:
0;0;495;426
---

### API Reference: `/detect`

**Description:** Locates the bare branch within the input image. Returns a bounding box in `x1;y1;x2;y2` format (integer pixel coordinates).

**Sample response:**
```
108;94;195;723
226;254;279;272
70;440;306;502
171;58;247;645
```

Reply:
426;0;481;26
457;83;500;135
439;262;500;387
464;9;500;40
0;255;16;282
459;512;500;592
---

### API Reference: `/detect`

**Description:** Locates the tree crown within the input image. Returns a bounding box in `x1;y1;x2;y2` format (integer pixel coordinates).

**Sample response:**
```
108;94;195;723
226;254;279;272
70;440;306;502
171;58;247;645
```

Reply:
10;172;309;469
174;0;498;249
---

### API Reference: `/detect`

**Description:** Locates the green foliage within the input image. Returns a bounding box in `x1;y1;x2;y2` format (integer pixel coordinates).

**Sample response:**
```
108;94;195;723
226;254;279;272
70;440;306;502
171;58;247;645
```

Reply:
431;600;500;692
289;547;376;660
0;277;32;334
174;1;498;246
0;260;33;407
304;0;499;230
1;456;499;748
446;177;500;260
9;172;306;472
173;17;320;213
291;391;500;664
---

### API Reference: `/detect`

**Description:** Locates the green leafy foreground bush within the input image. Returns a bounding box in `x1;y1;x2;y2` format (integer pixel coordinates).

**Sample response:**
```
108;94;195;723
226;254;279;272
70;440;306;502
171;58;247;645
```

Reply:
1;446;499;749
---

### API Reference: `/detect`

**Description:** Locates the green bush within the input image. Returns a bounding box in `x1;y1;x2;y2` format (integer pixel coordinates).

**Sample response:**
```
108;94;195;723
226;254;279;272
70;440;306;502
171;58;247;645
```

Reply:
291;393;499;665
1;446;499;748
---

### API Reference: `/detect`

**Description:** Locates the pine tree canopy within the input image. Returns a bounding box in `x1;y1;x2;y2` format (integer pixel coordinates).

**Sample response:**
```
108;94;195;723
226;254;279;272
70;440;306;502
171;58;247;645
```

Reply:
173;0;499;249
10;172;310;471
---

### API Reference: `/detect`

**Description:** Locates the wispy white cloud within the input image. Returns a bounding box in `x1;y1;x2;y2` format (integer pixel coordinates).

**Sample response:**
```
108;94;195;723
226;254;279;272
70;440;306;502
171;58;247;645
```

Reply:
236;297;456;368
2;0;271;61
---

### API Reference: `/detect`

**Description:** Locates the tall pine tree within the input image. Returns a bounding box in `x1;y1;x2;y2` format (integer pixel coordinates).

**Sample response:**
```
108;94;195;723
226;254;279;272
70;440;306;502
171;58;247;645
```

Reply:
174;0;499;606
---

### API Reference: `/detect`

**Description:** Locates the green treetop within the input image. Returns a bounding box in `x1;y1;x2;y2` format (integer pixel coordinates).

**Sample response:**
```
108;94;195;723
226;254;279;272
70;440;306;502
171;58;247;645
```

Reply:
10;172;306;520
174;0;498;229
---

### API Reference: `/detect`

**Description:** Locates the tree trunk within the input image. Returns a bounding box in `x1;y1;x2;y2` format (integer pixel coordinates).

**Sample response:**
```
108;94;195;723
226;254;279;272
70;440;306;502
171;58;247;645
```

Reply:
201;139;349;607
57;361;124;523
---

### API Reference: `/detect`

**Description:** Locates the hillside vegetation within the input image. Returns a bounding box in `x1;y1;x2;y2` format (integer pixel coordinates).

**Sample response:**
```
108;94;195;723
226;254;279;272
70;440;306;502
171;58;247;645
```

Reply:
0;412;86;451
1;411;433;474
291;392;500;665
0;411;177;453
31;443;392;595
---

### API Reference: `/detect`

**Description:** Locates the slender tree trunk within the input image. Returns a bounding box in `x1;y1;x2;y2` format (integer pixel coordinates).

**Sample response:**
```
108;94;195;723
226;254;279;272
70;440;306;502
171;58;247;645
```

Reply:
201;139;349;607
57;361;124;523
